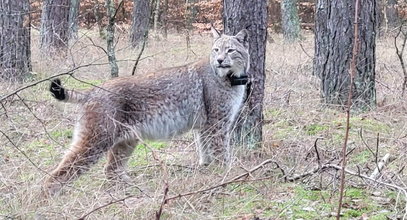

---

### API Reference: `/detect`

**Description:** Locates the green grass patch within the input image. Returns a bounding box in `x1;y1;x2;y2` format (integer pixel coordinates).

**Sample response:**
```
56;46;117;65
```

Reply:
295;186;329;201
25;139;56;165
265;108;283;118
370;213;389;220
50;129;73;139
272;186;333;219
136;141;167;150
343;208;366;218
350;150;371;164
64;78;104;90
333;117;390;134
216;195;269;217
305;123;328;135
345;188;366;199
128;141;168;167
271;120;296;140
290;205;320;219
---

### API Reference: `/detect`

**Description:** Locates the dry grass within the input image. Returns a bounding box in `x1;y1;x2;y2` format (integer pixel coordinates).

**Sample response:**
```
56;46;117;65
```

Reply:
1;29;407;219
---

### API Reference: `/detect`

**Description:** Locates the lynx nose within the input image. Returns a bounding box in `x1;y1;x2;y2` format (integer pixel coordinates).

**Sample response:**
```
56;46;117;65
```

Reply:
217;58;224;64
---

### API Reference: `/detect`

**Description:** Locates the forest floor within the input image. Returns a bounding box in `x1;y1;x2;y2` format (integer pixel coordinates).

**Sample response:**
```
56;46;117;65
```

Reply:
1;29;407;220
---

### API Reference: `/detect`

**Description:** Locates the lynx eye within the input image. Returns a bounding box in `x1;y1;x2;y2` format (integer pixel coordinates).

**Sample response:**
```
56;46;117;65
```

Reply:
227;49;236;53
213;48;219;52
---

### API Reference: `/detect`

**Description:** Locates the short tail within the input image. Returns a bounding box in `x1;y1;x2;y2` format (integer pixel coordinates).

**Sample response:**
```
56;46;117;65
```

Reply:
50;79;86;103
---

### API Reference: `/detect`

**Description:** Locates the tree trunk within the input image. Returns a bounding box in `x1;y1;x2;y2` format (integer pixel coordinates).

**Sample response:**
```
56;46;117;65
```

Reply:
93;0;105;39
106;0;119;78
384;0;398;29
0;0;31;81
314;0;377;110
223;0;268;149
153;0;160;37
131;0;151;47
162;0;168;39
281;0;301;42
40;0;70;51
185;0;198;31
69;0;80;40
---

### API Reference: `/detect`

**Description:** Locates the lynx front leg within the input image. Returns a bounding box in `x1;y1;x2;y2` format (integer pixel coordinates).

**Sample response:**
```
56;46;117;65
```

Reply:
197;125;231;166
195;130;213;166
104;140;136;182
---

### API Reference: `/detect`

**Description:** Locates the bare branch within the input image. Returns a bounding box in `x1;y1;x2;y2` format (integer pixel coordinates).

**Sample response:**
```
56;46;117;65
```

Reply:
0;63;104;103
327;163;407;218
78;194;141;220
336;0;360;218
84;34;108;55
131;30;149;76
299;42;312;59
164;159;276;203
0;129;52;178
313;137;322;166
111;0;124;22
394;22;407;96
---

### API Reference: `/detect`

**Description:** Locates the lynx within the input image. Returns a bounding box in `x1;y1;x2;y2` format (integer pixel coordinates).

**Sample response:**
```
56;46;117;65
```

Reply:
45;29;250;194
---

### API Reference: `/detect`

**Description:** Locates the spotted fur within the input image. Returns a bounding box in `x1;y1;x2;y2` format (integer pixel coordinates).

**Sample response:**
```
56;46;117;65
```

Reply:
44;29;250;195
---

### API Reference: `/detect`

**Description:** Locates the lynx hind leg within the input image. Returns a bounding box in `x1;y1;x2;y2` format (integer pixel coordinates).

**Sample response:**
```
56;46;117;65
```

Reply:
104;140;137;183
44;128;114;195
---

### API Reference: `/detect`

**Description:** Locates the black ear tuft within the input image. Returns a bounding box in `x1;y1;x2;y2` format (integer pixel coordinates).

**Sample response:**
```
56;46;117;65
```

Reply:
211;25;221;39
50;78;66;101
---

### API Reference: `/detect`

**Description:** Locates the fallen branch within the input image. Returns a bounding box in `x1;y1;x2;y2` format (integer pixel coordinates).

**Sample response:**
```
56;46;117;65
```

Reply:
286;162;407;218
78;194;141;220
327;163;407;218
77;159;276;220
369;153;393;180
164;159;275;203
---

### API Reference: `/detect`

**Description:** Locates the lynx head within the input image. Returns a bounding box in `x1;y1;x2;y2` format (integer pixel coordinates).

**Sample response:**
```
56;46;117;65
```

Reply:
210;28;250;79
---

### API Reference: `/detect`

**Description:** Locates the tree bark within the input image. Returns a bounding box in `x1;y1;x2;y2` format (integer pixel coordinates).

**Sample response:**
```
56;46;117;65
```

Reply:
0;0;31;81
281;0;301;42
223;0;268;148
40;0;70;52
93;0;105;38
185;0;198;31
384;0;399;29
162;0;168;39
314;0;377;110
153;0;160;36
69;0;80;40
131;0;151;47
106;0;119;78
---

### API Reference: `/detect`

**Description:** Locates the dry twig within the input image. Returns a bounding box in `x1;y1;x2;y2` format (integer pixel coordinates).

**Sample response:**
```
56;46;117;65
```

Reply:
131;30;148;76
164;159;275;202
337;0;360;218
78;194;141;220
394;22;407;96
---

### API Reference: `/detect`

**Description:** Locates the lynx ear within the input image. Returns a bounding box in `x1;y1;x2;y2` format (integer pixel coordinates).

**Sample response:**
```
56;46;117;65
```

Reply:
211;26;221;39
235;29;249;48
